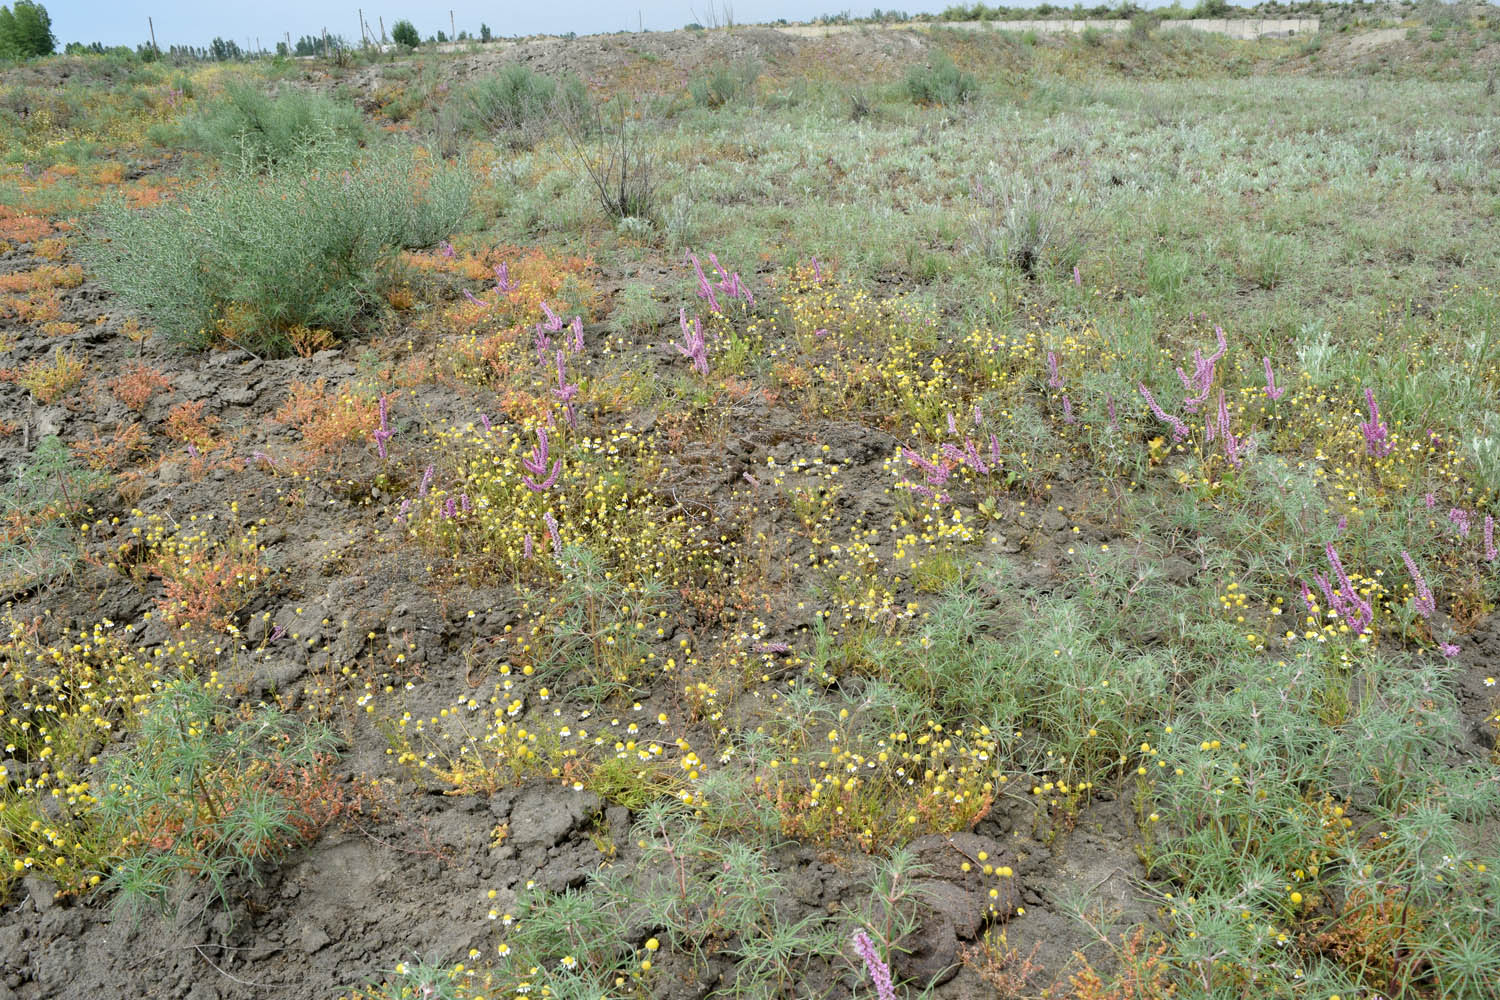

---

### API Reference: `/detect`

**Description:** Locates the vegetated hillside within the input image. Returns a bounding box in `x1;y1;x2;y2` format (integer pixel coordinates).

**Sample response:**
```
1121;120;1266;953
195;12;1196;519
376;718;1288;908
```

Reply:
1;9;1499;1000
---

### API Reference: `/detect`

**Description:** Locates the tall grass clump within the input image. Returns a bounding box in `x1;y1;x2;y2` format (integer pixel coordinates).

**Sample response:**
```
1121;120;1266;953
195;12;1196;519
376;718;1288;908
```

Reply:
181;81;366;171
442;65;586;148
906;52;977;106
85;145;470;355
689;59;760;107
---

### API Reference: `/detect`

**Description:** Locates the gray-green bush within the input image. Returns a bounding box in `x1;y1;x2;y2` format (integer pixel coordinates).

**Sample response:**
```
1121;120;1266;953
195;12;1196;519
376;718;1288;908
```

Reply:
443;64;586;148
85;146;470;354
181;81;366;170
688;59;759;108
906;52;977;106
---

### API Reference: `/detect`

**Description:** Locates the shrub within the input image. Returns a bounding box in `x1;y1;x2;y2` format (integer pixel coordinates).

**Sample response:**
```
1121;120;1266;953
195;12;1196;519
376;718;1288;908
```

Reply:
390;19;420;49
688;59;760;107
443;64;585;148
967;173;1092;278
84;145;471;354
0;435;105;593
563;100;657;221
96;680;339;916
182;82;366;171
905;52;976;106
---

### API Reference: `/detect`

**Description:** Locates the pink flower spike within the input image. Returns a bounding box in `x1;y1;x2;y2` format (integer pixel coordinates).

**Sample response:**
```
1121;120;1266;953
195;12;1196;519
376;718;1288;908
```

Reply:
852;932;895;1000
1263;357;1284;401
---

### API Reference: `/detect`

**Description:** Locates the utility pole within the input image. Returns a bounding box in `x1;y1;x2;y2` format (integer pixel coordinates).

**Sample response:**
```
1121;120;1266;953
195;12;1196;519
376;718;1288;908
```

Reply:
322;26;329;58
450;10;456;40
148;16;158;53
358;9;365;46
378;16;387;43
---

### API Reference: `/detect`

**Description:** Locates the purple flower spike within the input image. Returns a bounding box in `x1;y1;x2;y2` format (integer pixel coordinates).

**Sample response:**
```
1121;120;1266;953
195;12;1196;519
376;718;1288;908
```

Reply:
1138;383;1189;443
1073;264;1082;287
523;533;534;560
1484;514;1496;562
1061;395;1076;425
1325;544;1373;631
1401;550;1435;618
1046;351;1064;390
554;350;579;404
539;300;564;333
1448;508;1471;538
1359;388;1393;457
494;261;516;293
440;241;455;259
419;464;435;498
463;288;489;309
686;252;722;314
1440;642;1460;659
1263;357;1285;401
521;427;562;492
812;257;822;283
570;315;584;352
543;511;562;555
374;395;395;458
676;309;709;375
852;932;895;1000
479;412;493;433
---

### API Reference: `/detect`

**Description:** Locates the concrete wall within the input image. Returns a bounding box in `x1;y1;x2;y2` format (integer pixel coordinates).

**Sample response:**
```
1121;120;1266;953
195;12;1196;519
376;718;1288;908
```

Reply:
776;17;1318;40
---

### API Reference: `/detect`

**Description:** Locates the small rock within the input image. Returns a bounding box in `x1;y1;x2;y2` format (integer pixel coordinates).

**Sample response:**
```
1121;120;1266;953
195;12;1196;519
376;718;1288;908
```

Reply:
300;923;332;954
892;909;959;988
508;786;600;850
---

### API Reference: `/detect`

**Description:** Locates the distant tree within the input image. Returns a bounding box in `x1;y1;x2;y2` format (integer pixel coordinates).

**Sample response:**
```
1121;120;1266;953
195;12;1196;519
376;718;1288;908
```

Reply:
0;1;57;59
208;36;242;61
480;23;491;41
435;29;447;43
390;19;419;48
275;40;288;56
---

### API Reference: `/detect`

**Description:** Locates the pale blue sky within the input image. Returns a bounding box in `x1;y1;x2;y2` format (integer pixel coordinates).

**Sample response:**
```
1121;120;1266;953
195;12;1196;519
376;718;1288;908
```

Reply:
55;1;946;49
50;1;1211;50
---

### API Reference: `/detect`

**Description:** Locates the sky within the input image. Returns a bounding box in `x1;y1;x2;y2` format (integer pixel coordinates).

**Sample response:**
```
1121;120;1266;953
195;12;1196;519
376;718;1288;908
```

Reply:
48;0;1209;50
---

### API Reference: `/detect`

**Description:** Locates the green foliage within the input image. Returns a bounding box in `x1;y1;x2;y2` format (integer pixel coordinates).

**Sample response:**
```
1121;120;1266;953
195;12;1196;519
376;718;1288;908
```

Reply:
905;51;977;106
84;145;471;354
521;544;666;701
0;1;55;60
443;65;585;148
390;19;420;49
182;82;366;170
95;680;338;917
968;173;1092;277
688;59;760;108
610;281;668;333
0;436;106;594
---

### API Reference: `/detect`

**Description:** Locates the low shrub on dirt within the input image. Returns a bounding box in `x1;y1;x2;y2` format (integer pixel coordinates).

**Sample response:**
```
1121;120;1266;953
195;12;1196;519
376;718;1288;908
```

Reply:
180;81;367;171
84;145;470;354
440;64;586;149
688;59;760;107
96;679;341;915
906;51;977;105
